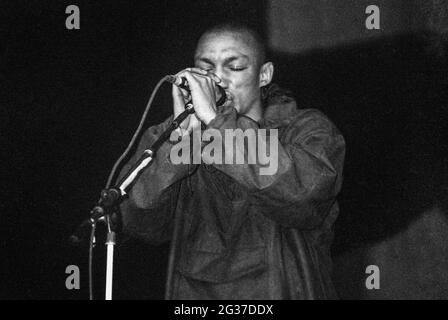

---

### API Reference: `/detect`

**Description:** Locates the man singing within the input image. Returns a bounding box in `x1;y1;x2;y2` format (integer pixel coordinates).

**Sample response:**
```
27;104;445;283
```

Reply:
119;21;345;299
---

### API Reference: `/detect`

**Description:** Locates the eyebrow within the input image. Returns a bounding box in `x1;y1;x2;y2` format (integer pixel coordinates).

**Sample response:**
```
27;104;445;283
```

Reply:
195;55;249;66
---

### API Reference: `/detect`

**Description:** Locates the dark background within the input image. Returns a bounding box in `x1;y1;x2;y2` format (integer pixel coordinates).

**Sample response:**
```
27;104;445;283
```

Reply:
1;0;447;299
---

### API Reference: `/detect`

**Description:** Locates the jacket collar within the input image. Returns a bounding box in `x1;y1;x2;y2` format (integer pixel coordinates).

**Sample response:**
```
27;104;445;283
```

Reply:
259;84;298;129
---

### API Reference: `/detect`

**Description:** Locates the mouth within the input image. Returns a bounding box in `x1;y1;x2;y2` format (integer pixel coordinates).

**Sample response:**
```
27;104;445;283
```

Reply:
222;91;234;108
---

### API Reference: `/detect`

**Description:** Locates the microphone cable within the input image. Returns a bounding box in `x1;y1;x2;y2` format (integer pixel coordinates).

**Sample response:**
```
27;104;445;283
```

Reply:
87;75;171;300
105;75;172;189
88;222;96;300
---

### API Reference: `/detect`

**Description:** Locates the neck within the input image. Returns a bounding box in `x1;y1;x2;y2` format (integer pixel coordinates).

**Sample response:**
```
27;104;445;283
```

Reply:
243;99;263;122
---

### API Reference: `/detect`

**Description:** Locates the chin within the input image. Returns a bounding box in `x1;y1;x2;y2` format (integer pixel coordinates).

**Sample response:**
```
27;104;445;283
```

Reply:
225;100;239;112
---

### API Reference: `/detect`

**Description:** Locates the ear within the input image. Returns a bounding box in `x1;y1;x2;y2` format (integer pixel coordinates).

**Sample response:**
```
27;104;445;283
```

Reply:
259;62;274;87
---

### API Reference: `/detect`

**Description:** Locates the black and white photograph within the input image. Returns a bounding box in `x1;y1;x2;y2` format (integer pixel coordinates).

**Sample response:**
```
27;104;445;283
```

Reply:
2;0;448;304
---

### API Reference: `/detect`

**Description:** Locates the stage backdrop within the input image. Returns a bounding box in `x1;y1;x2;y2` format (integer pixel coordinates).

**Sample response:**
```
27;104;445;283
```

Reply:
266;0;448;299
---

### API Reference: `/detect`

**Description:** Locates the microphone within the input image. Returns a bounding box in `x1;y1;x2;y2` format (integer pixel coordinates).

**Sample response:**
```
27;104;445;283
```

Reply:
166;75;190;91
166;75;227;107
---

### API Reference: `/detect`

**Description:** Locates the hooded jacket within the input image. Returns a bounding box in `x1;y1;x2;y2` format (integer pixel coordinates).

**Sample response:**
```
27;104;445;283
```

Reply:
119;85;345;299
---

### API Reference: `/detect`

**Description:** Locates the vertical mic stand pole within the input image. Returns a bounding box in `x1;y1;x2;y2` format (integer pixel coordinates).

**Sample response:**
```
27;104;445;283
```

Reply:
105;215;116;300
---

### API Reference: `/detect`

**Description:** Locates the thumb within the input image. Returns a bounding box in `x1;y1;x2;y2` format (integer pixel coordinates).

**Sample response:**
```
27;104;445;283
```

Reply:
186;114;201;135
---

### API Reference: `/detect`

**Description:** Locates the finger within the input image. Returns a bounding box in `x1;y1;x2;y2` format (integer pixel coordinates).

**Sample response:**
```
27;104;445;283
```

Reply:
186;68;221;86
172;84;191;107
186;114;201;135
175;67;208;79
186;72;217;102
172;86;193;131
177;68;220;87
206;72;222;84
182;71;203;91
178;114;190;135
172;80;190;99
184;67;208;76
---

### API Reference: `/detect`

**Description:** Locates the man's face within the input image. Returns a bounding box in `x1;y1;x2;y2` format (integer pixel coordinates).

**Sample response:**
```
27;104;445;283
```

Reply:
194;31;262;116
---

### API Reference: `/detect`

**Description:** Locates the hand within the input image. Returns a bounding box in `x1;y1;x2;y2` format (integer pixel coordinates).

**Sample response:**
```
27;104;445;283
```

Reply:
172;83;201;137
173;68;221;126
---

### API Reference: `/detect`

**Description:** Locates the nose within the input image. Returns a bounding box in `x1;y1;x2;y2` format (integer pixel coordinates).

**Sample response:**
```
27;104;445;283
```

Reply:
213;68;229;89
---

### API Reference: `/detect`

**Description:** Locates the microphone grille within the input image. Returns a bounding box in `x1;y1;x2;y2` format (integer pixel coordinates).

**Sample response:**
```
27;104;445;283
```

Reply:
166;75;177;84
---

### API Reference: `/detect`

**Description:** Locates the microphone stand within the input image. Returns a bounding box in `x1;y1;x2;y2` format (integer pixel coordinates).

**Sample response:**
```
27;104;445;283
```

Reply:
88;102;195;300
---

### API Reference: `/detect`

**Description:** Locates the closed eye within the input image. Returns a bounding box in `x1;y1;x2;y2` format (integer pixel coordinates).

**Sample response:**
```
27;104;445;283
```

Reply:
229;66;247;71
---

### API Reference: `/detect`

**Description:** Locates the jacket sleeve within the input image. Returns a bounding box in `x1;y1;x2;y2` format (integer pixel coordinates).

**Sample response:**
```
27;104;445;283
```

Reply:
204;107;346;229
118;116;196;244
